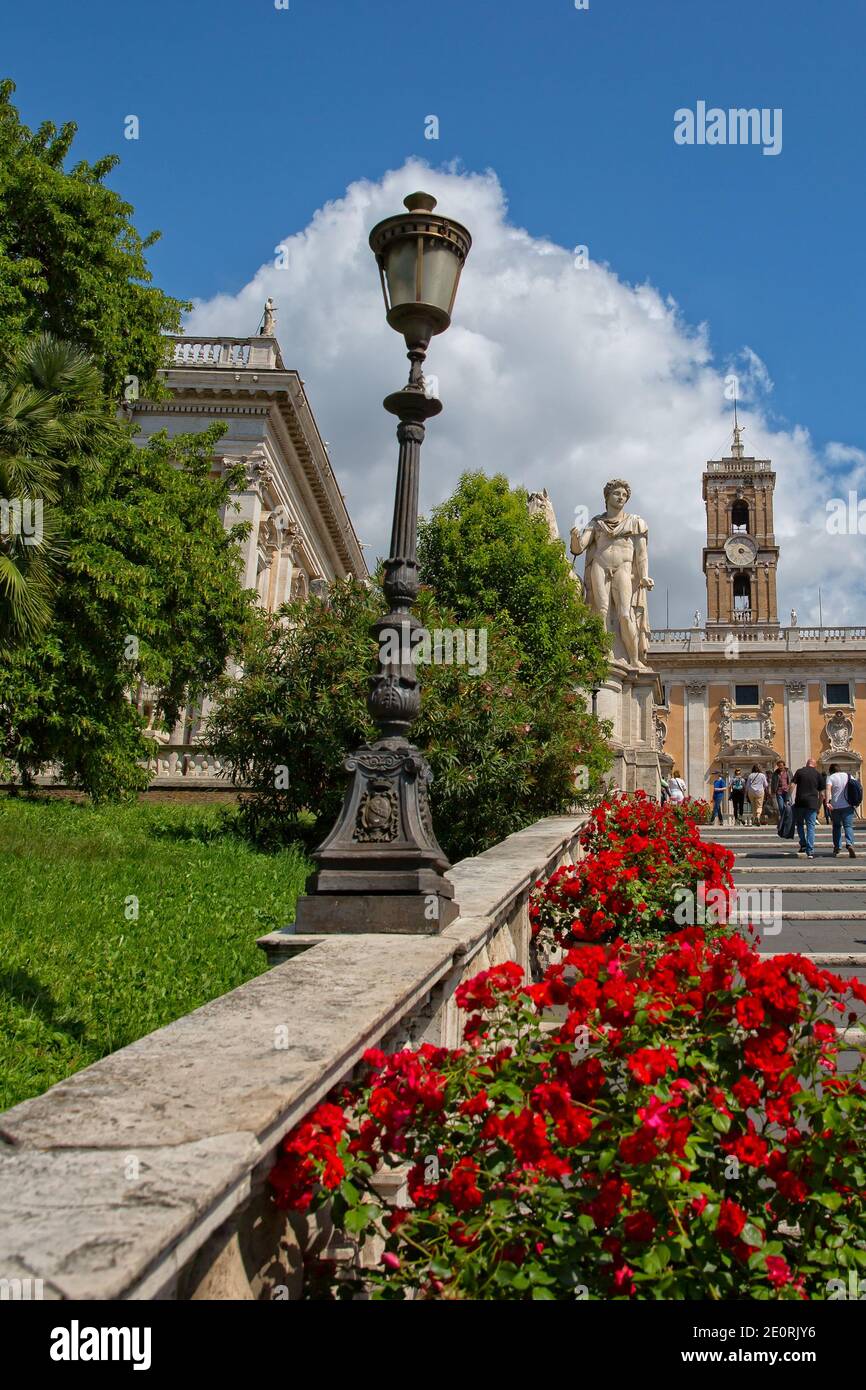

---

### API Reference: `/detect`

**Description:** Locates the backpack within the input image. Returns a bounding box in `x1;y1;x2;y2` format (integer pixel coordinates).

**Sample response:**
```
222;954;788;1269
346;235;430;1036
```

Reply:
845;775;863;808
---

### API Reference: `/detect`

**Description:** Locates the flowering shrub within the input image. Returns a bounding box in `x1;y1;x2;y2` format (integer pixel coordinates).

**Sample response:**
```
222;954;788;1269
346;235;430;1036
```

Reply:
673;796;712;826
530;793;735;945
270;934;866;1300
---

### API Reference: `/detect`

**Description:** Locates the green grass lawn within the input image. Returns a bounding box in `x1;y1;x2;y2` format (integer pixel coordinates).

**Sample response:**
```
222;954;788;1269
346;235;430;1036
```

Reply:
0;794;311;1110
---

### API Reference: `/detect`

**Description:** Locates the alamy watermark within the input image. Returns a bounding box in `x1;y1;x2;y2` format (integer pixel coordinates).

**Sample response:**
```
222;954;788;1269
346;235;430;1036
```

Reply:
378;625;488;676
674;102;782;157
673;883;782;935
826;491;866;535
0;497;43;545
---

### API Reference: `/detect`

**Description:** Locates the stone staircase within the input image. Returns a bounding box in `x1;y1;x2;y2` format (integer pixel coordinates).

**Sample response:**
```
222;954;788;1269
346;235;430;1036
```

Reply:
700;821;866;1069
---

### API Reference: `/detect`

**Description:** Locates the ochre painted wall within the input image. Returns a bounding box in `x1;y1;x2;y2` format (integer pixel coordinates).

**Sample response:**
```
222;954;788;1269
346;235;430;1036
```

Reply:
852;682;866;754
666;684;685;777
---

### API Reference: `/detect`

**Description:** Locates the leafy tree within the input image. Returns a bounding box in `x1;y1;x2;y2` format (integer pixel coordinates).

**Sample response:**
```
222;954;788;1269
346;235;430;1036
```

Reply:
417;471;610;693
0;79;186;397
207;578;610;863
0;334;113;641
0;422;257;798
0;86;255;799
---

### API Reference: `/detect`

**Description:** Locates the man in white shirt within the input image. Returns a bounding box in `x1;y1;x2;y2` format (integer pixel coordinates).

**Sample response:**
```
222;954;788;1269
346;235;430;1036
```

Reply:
826;762;856;858
746;765;769;824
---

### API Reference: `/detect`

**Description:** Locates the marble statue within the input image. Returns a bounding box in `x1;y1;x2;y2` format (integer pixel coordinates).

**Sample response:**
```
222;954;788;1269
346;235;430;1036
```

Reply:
527;487;559;541
693;610;701;628
790;608;798;627
261;298;277;337
570;478;653;669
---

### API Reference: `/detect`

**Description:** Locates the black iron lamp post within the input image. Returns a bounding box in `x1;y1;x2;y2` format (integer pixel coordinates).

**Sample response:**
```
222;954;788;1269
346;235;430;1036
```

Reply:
293;192;471;935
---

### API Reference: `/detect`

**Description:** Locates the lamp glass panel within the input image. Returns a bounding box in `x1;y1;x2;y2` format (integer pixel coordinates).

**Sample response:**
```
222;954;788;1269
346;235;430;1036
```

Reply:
382;240;420;309
420;242;461;313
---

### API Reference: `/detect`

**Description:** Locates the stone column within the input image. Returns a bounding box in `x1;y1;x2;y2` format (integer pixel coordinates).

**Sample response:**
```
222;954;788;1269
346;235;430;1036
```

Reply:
785;681;809;768
685;682;707;797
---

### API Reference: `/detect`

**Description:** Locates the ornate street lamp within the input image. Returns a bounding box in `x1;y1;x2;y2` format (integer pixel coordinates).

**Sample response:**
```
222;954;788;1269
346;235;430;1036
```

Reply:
294;193;471;935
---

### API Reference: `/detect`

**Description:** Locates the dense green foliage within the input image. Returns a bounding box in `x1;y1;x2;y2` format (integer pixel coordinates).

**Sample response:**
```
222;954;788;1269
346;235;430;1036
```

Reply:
0;795;310;1108
0;335;115;641
0;79;186;398
0;87;257;797
0;422;256;797
207;578;610;864
417;472;610;692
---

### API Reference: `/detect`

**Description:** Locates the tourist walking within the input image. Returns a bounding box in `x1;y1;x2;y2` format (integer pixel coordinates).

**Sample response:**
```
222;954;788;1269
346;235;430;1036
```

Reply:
746;764;768;824
710;770;726;825
729;767;746;824
791;758;825;859
667;769;687;804
826;762;857;858
771;760;791;819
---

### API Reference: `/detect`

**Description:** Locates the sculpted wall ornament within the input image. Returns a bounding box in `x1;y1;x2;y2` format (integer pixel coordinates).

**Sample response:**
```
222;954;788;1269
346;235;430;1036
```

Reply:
686;682;706;697
786;681;806;698
653;712;667;752
825;710;854;753
570;479;653;669
760;696;776;744
244;454;275;493
719;697;733;744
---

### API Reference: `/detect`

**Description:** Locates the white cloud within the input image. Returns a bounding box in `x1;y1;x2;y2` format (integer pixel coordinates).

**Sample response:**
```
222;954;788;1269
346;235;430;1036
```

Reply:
187;160;866;629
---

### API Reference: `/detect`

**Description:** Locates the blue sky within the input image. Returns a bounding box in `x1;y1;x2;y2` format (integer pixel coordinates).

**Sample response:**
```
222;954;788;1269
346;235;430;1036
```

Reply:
4;0;866;621
5;0;864;451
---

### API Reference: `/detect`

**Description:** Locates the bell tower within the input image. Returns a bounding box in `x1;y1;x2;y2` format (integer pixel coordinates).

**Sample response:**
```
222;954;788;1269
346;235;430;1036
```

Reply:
702;411;779;628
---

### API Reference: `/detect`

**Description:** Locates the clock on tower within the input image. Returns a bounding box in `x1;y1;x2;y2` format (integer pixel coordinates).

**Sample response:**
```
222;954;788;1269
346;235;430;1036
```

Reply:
701;421;779;628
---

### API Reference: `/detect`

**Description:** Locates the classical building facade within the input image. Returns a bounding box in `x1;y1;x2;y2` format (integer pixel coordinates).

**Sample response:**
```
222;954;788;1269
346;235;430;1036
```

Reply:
649;430;866;802
128;314;368;782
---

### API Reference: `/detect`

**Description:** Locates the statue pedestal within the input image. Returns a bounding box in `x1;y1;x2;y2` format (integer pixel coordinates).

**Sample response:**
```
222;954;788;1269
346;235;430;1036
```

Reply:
595;660;663;798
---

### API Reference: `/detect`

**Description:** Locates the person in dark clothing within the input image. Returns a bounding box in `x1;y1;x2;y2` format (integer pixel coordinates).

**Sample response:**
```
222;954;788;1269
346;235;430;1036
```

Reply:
791;758;826;858
729;767;746;823
771;761;791;819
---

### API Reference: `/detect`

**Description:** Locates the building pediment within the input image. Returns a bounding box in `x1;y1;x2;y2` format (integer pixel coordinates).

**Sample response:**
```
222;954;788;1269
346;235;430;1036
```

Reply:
718;738;779;762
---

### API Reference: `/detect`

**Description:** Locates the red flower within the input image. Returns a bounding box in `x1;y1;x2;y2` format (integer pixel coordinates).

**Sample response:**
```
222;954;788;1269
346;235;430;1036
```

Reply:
730;1132;768;1167
732;1076;761;1108
624;1209;656;1242
766;1256;792;1288
445;1157;484;1212
626;1045;678;1084
716;1199;748;1240
735;997;766;1029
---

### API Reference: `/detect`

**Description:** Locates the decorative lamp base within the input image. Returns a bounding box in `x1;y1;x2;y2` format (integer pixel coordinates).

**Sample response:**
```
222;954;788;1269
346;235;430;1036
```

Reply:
292;736;458;935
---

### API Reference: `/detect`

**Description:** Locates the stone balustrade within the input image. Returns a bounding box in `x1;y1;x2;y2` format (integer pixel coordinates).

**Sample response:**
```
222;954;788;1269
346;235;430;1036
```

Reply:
0;813;585;1300
165;335;283;371
147;744;231;786
651;624;866;652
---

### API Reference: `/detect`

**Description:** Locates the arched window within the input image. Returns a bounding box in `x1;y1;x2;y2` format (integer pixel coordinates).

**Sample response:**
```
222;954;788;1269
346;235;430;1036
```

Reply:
731;500;749;532
733;572;751;612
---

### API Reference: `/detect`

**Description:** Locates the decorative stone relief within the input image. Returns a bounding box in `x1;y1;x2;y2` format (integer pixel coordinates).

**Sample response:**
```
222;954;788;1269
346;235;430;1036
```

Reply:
760;696;776;744
786;681;806;698
825;709;854;753
653;713;667;752
244;454;275;493
685;682;706;697
354;780;399;842
719;697;733;745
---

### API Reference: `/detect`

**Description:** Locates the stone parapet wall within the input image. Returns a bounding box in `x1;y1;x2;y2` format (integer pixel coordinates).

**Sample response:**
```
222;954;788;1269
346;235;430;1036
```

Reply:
0;814;585;1300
